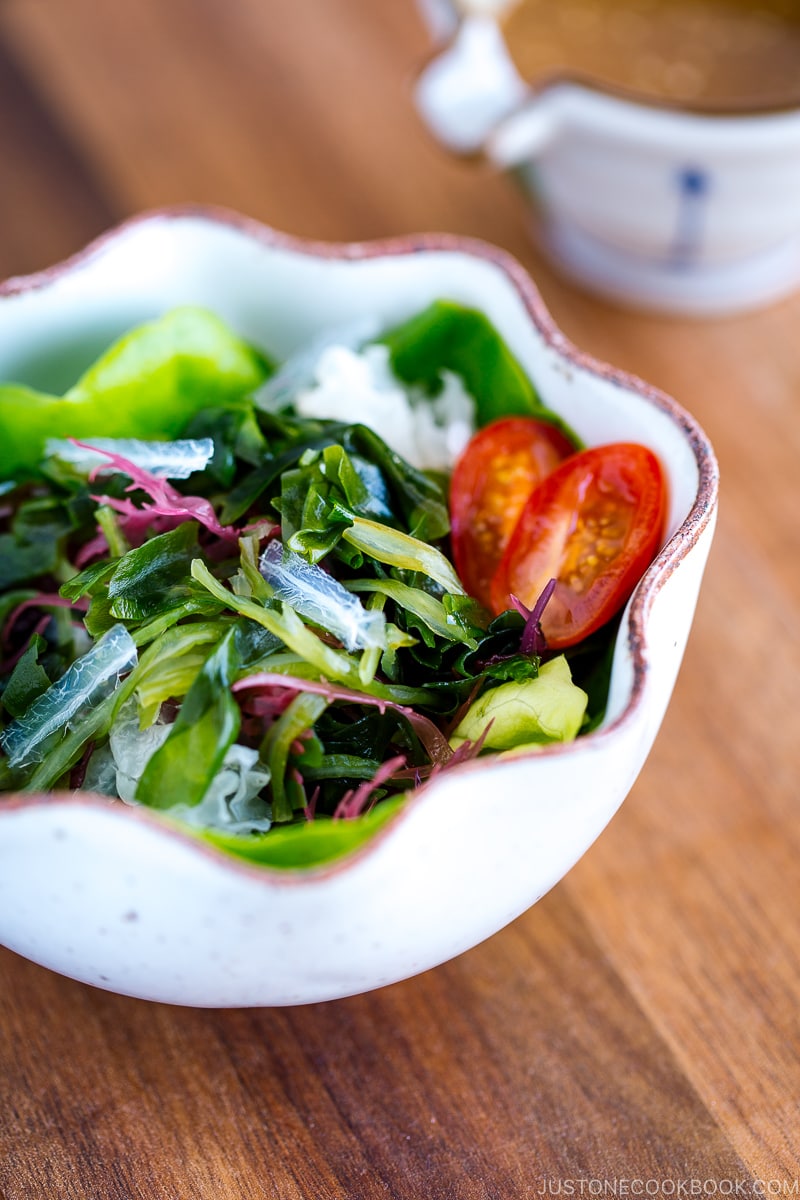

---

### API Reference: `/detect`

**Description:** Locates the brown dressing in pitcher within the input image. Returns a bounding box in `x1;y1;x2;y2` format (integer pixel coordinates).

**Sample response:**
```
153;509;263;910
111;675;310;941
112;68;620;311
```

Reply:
499;0;800;111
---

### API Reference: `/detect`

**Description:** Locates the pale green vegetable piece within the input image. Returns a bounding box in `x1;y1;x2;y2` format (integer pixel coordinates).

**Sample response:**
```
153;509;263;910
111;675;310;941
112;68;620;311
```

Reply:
450;655;588;751
0;307;267;476
341;517;465;596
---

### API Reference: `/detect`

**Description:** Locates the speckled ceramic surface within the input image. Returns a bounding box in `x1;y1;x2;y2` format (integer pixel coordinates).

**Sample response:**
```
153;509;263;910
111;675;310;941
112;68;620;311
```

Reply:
0;208;718;1006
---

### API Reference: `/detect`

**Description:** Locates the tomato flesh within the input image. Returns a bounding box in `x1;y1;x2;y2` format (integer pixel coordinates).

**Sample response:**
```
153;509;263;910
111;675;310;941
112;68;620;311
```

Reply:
489;443;667;648
449;417;576;608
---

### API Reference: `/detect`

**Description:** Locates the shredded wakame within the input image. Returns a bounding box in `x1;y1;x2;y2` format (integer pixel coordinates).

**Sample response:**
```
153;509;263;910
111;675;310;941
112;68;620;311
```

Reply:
0;303;610;868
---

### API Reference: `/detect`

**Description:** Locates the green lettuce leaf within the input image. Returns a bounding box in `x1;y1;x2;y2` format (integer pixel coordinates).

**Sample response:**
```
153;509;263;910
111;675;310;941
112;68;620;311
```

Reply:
0;308;270;477
380;300;579;441
0;636;52;719
135;625;241;811
106;522;199;621
450;655;588;750
200;797;404;869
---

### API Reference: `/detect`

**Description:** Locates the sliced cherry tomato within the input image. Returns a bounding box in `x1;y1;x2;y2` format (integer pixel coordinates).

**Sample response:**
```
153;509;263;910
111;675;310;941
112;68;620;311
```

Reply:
489;443;667;648
449;417;576;608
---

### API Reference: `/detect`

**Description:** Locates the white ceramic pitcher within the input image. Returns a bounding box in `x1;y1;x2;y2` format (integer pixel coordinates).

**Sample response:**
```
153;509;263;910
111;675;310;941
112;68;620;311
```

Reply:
415;8;800;315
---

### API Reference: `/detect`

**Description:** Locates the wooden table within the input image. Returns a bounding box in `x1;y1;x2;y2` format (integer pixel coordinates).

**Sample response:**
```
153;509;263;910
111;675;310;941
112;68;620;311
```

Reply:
1;2;798;1195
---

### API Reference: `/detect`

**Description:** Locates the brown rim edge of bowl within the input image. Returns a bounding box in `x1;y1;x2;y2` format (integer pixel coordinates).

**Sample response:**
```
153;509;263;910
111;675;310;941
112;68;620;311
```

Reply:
0;203;719;886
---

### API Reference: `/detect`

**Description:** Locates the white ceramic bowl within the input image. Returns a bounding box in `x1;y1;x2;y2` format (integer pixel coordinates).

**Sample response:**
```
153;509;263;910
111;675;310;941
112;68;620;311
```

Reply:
0;208;717;1006
415;10;800;315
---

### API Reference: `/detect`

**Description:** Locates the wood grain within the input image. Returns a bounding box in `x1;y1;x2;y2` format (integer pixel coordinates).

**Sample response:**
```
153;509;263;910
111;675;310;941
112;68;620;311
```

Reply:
1;0;799;1195
0;0;528;246
0;36;116;278
0;893;756;1200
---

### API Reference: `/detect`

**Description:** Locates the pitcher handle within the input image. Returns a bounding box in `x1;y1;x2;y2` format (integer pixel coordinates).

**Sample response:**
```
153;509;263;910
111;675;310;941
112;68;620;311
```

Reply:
486;96;562;166
414;16;528;154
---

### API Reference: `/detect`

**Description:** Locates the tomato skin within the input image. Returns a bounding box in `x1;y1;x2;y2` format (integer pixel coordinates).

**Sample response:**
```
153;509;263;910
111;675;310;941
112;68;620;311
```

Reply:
489;443;667;648
449;417;576;609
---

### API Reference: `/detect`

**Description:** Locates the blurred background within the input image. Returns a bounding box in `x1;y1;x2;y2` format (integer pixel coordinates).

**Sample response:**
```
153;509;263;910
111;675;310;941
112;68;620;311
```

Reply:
1;0;799;1193
0;0;531;273
7;0;792;442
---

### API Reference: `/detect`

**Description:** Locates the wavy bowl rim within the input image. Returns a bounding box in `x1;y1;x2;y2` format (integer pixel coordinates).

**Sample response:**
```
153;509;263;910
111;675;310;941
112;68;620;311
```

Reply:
0;203;719;886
